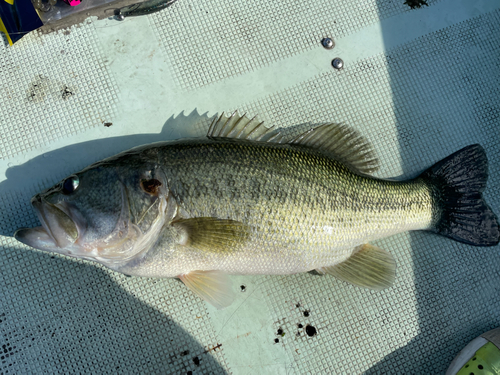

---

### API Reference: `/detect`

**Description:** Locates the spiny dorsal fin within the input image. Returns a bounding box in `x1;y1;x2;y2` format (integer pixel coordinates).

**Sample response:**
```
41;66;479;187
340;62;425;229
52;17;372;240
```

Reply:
289;123;380;175
316;244;395;290
173;217;251;253
207;111;286;143
209;113;379;174
178;270;234;309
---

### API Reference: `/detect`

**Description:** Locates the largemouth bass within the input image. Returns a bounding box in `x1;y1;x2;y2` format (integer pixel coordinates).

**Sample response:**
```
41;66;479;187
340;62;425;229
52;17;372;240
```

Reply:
15;113;500;308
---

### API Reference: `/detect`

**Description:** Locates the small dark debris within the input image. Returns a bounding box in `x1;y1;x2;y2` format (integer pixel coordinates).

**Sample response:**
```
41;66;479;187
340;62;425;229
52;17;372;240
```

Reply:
305;325;317;337
204;343;222;353
104;122;113;127
181;350;189;356
298;324;303;328
274;338;279;343
277;328;283;336
296;331;300;336
303;310;310;317
240;285;246;292
295;303;300;308
187;372;193;375
192;356;200;366
61;86;74;99
404;0;428;9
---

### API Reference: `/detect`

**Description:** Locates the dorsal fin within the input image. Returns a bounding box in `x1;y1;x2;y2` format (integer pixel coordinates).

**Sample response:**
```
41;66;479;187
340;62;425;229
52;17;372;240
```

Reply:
207;112;286;143
208;113;379;174
289;123;380;174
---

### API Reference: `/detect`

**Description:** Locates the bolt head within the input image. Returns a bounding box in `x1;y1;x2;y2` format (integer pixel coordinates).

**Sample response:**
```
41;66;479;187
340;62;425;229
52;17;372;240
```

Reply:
116;12;125;20
321;38;334;49
332;58;344;70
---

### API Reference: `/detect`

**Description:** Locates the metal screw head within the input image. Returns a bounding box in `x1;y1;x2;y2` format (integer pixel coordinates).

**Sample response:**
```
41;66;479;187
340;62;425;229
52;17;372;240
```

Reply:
332;58;344;70
321;38;334;49
115;11;125;20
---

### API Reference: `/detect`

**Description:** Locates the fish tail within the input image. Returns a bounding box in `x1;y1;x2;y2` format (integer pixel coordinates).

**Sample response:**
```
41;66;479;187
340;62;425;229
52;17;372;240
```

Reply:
422;144;499;246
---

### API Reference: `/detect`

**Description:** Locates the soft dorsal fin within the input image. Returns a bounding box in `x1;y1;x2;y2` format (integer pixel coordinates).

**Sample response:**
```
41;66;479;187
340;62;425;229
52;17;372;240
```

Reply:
316;244;395;290
289;123;380;174
207;112;286;143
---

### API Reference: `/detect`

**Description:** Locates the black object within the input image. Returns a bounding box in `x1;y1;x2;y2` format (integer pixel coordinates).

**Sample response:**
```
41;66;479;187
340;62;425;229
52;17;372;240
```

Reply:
0;0;43;44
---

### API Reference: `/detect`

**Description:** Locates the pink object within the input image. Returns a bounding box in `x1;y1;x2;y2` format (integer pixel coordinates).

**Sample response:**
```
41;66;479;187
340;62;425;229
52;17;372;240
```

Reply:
62;0;81;5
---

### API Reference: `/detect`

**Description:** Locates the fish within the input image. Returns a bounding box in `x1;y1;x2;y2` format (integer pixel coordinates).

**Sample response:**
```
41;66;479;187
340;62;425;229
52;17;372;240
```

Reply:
14;113;500;309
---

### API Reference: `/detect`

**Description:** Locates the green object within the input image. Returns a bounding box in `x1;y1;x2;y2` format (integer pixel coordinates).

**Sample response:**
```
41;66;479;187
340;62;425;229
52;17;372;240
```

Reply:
457;342;500;375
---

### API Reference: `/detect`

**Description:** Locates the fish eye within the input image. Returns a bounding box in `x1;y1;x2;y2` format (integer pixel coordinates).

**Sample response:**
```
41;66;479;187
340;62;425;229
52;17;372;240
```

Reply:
62;175;79;195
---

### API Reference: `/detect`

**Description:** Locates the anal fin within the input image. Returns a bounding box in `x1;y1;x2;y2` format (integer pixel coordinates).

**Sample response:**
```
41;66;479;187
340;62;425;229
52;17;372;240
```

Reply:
316;244;396;290
178;270;234;309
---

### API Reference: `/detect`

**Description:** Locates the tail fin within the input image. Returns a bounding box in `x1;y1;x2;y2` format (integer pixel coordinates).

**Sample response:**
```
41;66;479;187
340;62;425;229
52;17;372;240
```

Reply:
422;144;499;246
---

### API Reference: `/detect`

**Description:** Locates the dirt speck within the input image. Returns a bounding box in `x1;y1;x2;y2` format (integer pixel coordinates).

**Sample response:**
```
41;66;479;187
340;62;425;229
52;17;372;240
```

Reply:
305;325;317;337
61;85;74;99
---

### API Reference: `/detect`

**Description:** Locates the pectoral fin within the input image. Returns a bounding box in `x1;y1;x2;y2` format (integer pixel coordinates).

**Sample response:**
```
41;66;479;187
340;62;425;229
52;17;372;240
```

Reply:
173;217;251;253
316;244;396;290
178;270;234;309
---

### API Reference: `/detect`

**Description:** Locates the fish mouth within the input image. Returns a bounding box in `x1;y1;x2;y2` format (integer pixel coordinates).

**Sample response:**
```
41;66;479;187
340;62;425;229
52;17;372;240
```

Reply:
15;184;169;268
15;196;80;252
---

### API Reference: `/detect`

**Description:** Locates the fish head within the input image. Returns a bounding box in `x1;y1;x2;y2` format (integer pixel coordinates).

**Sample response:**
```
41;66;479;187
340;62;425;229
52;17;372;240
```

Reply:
15;153;171;268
